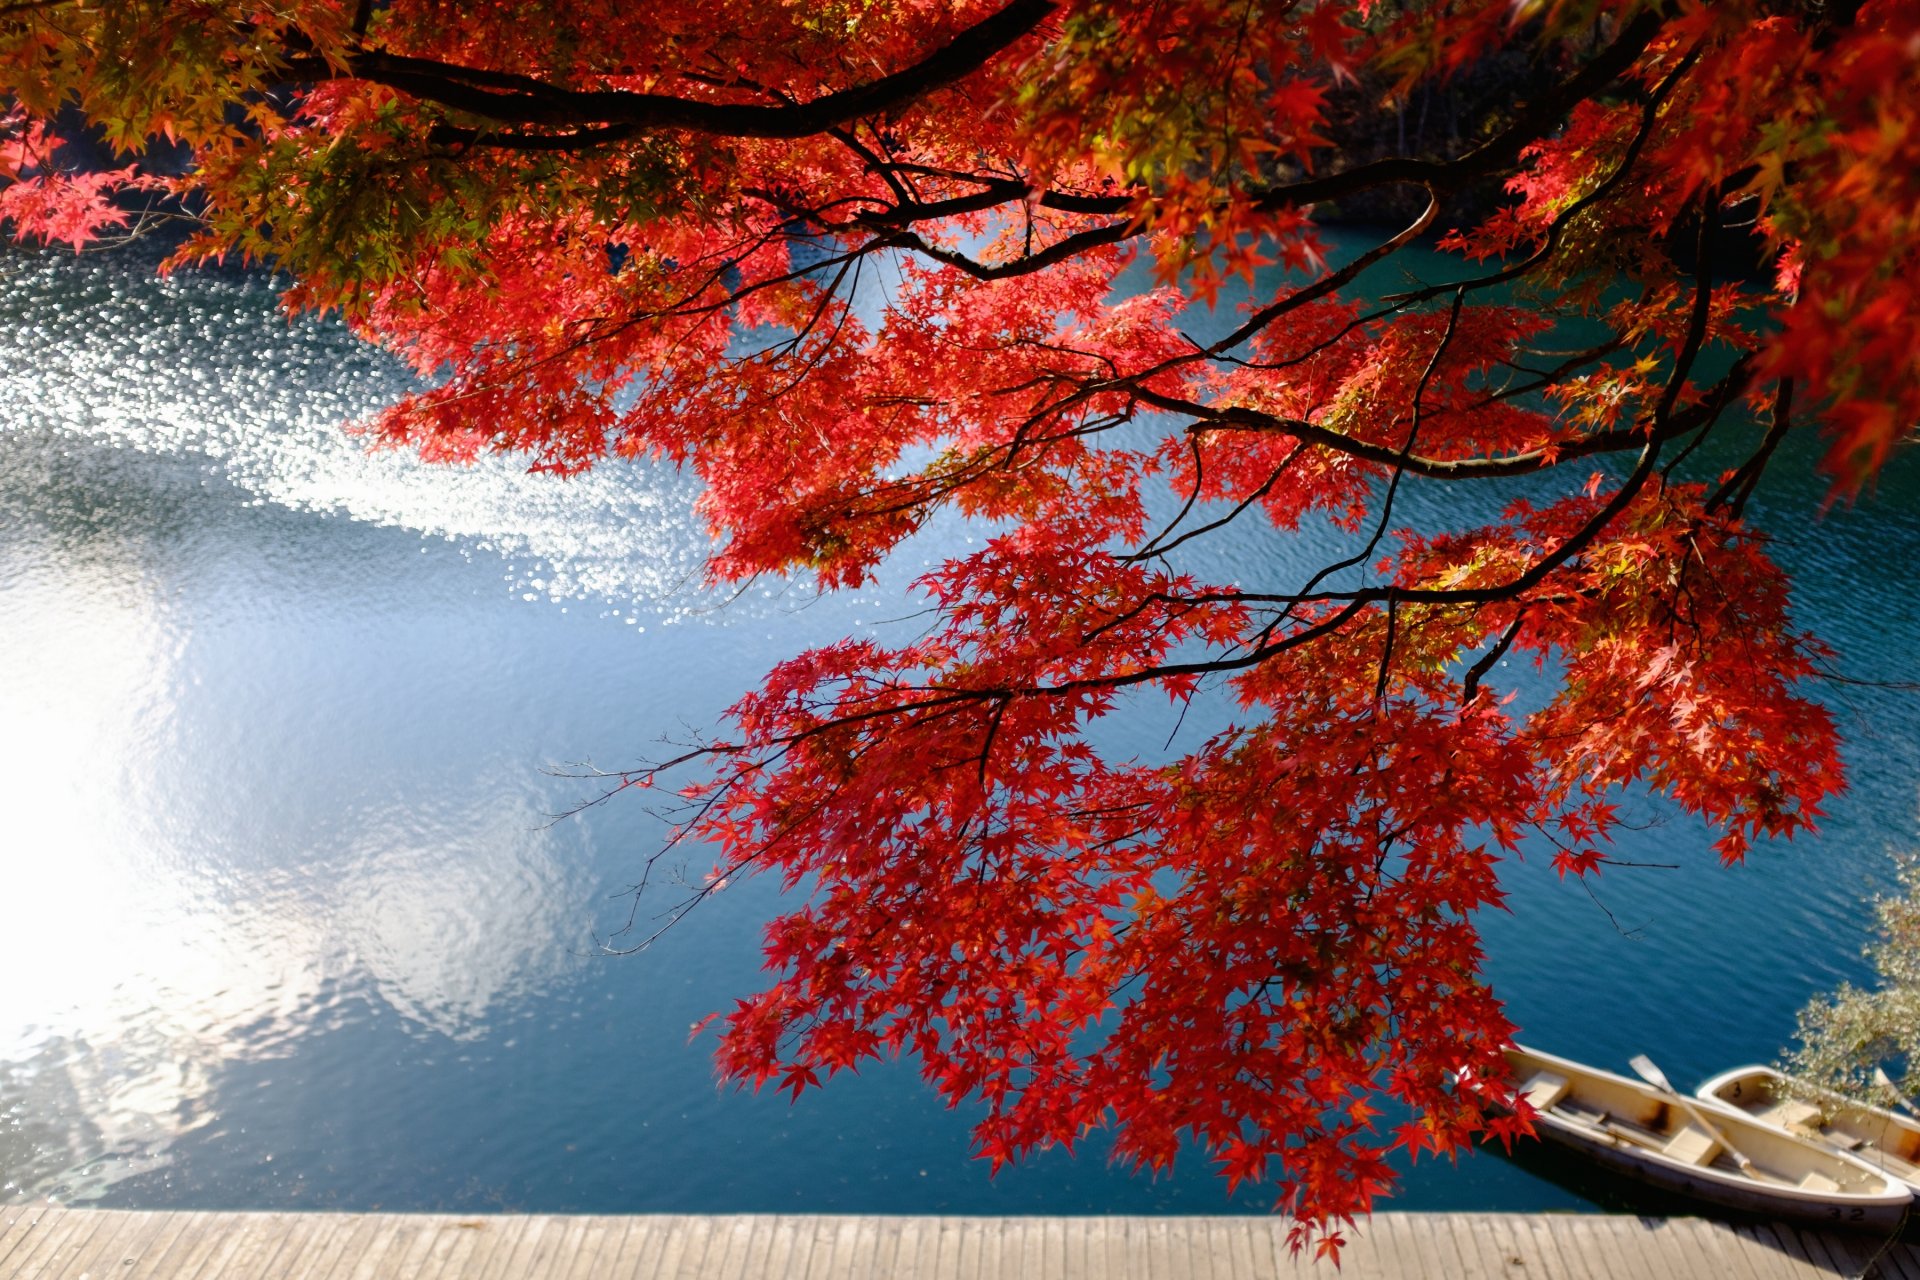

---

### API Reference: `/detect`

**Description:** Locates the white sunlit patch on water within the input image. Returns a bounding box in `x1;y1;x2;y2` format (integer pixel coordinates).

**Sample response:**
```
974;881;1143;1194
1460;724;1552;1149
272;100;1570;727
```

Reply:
0;244;839;623
0;509;590;1202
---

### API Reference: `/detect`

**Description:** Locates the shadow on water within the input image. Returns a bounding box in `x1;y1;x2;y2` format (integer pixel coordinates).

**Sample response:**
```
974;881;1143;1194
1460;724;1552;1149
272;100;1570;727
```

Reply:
1481;1136;1920;1245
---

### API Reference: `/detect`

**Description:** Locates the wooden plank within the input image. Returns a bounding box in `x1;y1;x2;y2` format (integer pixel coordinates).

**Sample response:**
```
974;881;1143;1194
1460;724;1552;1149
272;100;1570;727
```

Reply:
500;1213;563;1280
557;1216;623;1280
1881;1239;1920;1280
678;1214;721;1280
9;1207;107;1279
1041;1217;1068;1280
26;1209;1920;1279
210;1211;302;1279
757;1216;804;1280
1484;1211;1551;1277
1517;1212;1595;1280
1598;1215;1674;1280
1693;1217;1779;1280
956;1214;991;1280
906;1216;945;1280
1721;1222;1795;1280
494;1213;566;1280
297;1215;378;1280
1635;1216;1704;1280
1092;1216;1128;1280
18;1207;117;1279
1875;1239;1920;1280
288;1212;379;1280
1142;1215;1171;1280
166;1210;257;1280
0;1208;63;1276
836;1215;873;1280
1114;1216;1146;1280
1615;1215;1697;1280
501;1213;569;1280
1428;1211;1495;1278
531;1214;594;1280
25;1212;120;1280
1468;1212;1541;1278
1553;1214;1628;1280
1019;1216;1051;1280
4;1206;98;1278
801;1215;844;1280
1182;1220;1228;1280
1058;1216;1093;1280
1214;1217;1256;1280
259;1213;336;1280
1363;1214;1422;1280
842;1215;883;1280
375;1215;452;1280
735;1216;782;1280
929;1217;964;1280
1799;1227;1881;1279
0;1205;52;1272
865;1217;907;1280
883;1220;929;1274
177;1211;293;1280
1730;1222;1822;1280
118;1210;215;1280
696;1216;749;1280
57;1210;172;1279
603;1216;671;1280
1858;1237;1910;1280
400;1216;482;1280
1198;1219;1231;1280
333;1214;418;1280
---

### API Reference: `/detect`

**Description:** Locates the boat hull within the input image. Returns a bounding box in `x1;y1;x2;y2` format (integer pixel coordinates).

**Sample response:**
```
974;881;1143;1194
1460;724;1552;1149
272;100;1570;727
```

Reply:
1502;1046;1912;1233
1698;1064;1920;1194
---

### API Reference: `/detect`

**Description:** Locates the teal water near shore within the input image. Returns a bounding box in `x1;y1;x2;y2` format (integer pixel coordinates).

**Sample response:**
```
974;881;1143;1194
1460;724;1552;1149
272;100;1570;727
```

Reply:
1;235;1917;1216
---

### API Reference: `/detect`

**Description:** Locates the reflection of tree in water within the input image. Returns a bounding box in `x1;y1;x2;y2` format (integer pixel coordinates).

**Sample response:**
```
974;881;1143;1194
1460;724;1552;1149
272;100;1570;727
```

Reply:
1787;858;1920;1109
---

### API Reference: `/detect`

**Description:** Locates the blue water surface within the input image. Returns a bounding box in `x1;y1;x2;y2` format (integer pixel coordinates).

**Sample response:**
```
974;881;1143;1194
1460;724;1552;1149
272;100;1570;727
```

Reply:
1;235;1916;1217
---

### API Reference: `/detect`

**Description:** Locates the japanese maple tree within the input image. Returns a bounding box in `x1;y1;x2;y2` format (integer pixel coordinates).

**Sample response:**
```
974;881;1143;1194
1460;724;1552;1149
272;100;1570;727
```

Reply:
7;0;1918;1251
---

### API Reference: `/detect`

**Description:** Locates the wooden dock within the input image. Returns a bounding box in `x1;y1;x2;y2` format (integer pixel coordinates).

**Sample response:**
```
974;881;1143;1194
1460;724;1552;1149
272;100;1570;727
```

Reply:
4;1207;1918;1278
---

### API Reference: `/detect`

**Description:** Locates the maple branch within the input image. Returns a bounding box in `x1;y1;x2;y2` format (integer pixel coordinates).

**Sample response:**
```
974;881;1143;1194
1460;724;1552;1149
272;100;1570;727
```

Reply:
1709;379;1795;519
879;221;1135;281
1244;9;1665;215
1461;612;1528;703
283;0;1055;142
1152;383;1726;481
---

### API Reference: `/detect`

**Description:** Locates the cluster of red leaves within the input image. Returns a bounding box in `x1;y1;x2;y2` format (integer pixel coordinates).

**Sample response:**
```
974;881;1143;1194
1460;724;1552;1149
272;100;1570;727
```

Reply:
0;112;160;249
4;0;1906;1253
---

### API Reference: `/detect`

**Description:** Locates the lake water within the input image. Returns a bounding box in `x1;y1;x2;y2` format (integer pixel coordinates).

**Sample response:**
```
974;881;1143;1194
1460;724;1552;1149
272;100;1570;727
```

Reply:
2;236;1917;1217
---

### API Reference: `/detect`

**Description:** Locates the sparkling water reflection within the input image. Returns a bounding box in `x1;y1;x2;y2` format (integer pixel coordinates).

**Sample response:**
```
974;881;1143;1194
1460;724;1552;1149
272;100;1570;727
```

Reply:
0;238;1916;1216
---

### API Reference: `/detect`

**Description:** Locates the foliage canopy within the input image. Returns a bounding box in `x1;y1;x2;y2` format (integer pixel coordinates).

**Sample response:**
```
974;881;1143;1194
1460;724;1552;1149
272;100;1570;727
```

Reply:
7;0;1918;1251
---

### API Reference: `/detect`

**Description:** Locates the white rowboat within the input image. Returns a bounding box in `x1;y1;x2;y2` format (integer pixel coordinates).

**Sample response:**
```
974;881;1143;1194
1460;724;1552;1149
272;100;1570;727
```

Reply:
1498;1045;1912;1231
1697;1065;1920;1193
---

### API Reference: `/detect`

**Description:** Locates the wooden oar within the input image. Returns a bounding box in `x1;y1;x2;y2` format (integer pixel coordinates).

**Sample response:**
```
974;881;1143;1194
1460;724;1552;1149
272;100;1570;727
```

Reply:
1628;1053;1759;1176
1873;1066;1920;1119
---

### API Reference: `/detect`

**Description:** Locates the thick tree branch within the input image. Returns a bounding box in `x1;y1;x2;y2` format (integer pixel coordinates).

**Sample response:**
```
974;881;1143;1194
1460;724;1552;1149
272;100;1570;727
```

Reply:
280;0;1054;141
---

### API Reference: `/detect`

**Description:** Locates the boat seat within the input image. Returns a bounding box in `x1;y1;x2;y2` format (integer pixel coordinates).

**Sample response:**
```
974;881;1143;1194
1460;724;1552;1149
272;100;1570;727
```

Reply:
1520;1071;1572;1113
1663;1123;1723;1167
1799;1170;1842;1193
1757;1099;1824;1131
